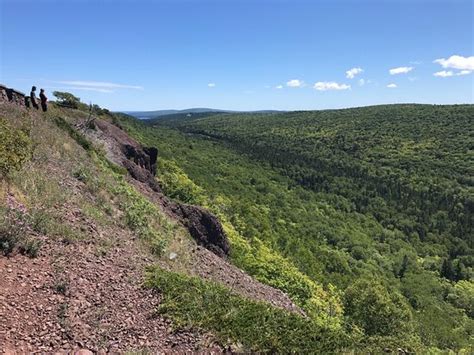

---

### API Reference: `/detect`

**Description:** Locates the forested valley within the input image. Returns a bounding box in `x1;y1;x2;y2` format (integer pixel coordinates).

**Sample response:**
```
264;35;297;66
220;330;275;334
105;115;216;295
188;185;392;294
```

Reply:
117;104;473;351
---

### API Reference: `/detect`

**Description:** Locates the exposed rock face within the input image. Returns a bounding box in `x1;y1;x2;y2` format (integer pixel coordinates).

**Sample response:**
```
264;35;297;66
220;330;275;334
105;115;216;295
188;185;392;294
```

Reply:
123;144;157;177
0;84;27;107
122;159;161;193
91;118;230;258
169;203;230;258
94;120;157;176
144;147;158;176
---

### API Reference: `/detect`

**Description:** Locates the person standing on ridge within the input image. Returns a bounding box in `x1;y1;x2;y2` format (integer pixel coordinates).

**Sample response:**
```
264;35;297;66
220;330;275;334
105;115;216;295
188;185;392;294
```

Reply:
39;89;48;112
30;86;39;109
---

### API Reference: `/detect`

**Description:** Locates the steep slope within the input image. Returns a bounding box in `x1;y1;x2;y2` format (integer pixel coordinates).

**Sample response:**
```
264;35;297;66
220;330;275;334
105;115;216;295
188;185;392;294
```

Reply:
1;93;341;352
0;102;219;352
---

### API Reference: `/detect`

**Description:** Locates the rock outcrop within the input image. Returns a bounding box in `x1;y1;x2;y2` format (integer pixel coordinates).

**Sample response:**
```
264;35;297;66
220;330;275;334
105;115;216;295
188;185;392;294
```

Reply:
90;118;230;257
123;144;158;177
0;84;28;107
122;159;161;193
168;203;230;258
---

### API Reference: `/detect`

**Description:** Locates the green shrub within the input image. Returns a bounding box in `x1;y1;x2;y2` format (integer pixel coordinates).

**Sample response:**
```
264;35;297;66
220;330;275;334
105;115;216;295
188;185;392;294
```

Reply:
18;238;41;257
158;159;205;204
447;280;474;317
0;206;40;257
344;278;417;341
0;118;32;178
53;116;91;151
145;267;351;353
98;155;171;255
53;91;81;109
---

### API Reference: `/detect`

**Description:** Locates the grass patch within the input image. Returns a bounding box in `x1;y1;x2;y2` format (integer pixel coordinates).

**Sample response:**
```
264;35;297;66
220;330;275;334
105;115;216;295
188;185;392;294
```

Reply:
0;117;32;178
145;266;351;353
93;153;175;257
0;206;41;257
53;116;92;151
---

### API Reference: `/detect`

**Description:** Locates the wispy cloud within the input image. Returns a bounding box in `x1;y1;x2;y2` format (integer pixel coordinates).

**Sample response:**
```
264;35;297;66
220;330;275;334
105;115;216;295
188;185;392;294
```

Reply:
208;83;216;87
389;67;413;75
433;69;472;77
346;67;363;79
275;85;283;89
286;79;304;87
434;55;474;71
433;70;454;77
44;85;114;93
358;78;365;86
313;82;350;91
386;83;397;88
54;80;143;90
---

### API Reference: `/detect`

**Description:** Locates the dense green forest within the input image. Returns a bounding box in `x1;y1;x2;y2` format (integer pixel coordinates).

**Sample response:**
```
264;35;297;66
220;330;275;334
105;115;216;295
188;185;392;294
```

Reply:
116;104;473;351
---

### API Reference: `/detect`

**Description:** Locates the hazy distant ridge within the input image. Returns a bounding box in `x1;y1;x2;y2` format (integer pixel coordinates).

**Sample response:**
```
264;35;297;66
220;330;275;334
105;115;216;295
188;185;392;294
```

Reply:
123;108;283;119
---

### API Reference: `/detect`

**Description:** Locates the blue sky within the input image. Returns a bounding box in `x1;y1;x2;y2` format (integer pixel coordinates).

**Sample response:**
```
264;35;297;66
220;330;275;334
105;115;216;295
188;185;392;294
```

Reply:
1;0;473;111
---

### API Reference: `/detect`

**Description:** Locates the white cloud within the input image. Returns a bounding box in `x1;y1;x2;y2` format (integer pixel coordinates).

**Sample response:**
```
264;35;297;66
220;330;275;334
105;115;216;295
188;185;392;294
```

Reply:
313;82;351;91
433;70;454;77
286;79;304;87
408;77;418;82
358;79;365;86
55;80;143;90
346;67;363;79
389;67;413;75
434;55;474;71
275;85;283;89
44;85;114;93
386;83;397;88
434;69;472;77
208;83;216;87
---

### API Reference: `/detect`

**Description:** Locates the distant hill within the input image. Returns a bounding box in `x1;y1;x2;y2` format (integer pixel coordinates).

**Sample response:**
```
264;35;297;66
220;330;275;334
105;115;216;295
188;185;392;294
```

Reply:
122;108;283;120
123;108;227;119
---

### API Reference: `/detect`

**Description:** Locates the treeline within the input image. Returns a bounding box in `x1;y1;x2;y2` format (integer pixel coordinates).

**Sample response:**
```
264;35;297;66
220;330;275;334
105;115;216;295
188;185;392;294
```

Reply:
162;104;473;282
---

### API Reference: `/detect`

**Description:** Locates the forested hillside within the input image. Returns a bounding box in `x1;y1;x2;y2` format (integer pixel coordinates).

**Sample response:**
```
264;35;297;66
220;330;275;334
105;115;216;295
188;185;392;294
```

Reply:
118;104;474;351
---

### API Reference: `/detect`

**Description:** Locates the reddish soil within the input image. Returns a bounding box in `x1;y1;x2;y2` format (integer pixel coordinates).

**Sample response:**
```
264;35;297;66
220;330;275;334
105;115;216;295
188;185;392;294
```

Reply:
0;225;219;353
1;164;219;353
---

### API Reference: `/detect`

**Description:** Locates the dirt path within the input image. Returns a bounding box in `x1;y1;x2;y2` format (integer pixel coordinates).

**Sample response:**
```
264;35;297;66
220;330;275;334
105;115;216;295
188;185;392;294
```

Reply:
0;227;219;353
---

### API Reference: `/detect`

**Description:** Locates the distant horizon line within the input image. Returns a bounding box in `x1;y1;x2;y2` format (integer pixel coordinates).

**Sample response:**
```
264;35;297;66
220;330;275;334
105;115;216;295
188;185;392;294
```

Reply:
120;102;474;115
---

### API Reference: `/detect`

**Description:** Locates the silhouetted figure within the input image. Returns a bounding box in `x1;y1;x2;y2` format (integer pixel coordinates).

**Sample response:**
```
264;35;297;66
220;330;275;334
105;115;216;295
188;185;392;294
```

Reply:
30;86;39;109
39;89;48;112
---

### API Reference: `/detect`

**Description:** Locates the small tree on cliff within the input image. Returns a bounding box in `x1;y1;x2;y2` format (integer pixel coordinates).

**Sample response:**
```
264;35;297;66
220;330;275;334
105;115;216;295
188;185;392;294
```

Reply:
53;91;81;109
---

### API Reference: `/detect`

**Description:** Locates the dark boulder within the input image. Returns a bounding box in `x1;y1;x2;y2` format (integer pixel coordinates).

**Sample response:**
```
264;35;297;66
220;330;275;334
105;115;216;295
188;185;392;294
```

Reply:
170;203;230;258
122;159;161;193
144;147;158;176
122;144;158;177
